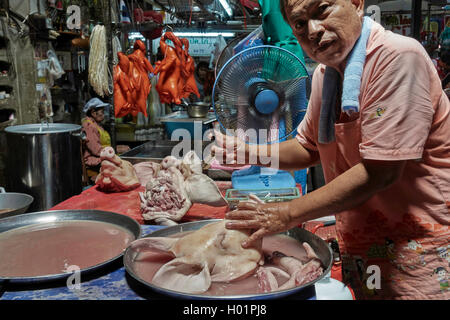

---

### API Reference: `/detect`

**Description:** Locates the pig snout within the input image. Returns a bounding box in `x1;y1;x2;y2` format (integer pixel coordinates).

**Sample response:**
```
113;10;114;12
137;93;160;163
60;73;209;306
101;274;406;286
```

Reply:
161;156;180;169
101;147;116;159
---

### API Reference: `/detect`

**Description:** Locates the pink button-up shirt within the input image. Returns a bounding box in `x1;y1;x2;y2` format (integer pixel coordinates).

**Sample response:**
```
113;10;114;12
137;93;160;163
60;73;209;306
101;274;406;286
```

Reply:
296;21;450;299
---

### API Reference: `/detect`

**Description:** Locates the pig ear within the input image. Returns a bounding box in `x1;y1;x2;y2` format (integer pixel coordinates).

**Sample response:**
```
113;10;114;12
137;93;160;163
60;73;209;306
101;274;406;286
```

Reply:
133;161;161;186
256;267;280;293
128;237;178;254
185;174;228;207
152;257;211;294
303;242;319;260
182;151;203;175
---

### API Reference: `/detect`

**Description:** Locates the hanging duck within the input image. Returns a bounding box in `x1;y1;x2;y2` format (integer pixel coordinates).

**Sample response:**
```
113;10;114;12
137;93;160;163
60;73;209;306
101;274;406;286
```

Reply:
153;32;183;105
113;40;153;118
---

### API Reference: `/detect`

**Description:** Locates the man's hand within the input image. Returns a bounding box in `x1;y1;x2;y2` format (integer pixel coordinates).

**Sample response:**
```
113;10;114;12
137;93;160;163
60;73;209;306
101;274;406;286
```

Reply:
209;124;253;166
225;159;406;249
225;198;295;248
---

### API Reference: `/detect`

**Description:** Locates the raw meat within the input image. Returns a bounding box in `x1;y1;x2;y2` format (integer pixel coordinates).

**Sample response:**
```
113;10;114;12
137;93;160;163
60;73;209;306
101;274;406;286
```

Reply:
133;161;161;186
139;165;192;226
95;147;141;193
129;220;264;294
138;151;227;225
184;174;227;207
256;242;323;293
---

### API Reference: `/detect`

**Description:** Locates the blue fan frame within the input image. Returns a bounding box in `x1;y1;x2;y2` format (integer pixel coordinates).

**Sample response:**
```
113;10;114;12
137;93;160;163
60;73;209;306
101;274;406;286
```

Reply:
212;44;311;145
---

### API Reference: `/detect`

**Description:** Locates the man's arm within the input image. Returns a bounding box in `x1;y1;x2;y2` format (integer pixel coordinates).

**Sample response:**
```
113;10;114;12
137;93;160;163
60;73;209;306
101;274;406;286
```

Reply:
287;159;406;224
251;138;320;170
212;128;319;170
226;159;406;247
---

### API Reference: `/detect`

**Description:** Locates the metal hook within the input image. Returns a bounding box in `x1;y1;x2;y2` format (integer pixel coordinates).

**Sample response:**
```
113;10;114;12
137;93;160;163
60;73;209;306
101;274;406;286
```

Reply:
163;24;173;33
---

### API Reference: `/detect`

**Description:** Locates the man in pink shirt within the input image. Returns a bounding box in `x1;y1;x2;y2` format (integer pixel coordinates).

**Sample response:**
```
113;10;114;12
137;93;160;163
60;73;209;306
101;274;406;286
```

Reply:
213;0;450;299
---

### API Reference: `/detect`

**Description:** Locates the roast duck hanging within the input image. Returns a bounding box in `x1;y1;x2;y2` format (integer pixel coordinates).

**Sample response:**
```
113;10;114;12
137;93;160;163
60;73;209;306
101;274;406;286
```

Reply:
114;39;153;118
113;33;201;118
153;32;184;105
153;32;201;103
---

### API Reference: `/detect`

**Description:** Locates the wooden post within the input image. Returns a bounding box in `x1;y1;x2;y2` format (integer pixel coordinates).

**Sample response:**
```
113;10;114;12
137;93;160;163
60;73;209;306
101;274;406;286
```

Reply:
411;0;422;41
106;0;117;149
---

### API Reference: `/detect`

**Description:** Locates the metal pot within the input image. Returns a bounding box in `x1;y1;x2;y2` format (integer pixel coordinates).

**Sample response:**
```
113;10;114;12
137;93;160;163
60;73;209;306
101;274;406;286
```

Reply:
187;102;211;118
4;123;83;211
0;187;33;219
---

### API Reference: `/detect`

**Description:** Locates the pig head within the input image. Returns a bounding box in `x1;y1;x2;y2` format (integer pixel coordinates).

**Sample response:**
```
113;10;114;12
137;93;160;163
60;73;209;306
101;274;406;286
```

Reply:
138;151;227;225
129;220;263;294
95;147;141;192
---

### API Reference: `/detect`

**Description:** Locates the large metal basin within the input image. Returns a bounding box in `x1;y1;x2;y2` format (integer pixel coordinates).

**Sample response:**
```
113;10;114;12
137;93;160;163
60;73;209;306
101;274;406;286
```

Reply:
0;210;141;284
124;219;332;300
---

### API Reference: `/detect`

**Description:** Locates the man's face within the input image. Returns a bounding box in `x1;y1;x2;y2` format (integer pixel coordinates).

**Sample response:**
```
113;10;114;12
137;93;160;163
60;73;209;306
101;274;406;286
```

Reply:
284;0;364;70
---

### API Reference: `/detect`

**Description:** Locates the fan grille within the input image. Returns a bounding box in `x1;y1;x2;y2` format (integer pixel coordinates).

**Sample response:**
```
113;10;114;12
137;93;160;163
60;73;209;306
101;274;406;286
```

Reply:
213;45;309;144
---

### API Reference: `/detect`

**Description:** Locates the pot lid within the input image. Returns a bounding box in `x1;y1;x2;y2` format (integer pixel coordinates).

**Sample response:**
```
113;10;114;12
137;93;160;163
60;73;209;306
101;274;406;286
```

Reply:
5;123;81;134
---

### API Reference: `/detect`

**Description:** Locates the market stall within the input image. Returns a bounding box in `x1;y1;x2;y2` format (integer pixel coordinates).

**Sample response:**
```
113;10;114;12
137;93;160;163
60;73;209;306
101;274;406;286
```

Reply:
1;0;448;303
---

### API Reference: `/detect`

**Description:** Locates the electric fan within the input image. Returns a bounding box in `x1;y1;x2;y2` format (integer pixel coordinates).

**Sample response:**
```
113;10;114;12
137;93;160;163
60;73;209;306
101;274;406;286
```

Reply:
214;33;249;77
212;45;310;191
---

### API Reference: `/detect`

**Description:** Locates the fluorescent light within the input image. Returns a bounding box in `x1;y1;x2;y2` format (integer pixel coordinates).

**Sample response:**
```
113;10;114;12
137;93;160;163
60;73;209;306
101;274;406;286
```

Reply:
219;0;233;16
129;32;145;39
174;32;235;37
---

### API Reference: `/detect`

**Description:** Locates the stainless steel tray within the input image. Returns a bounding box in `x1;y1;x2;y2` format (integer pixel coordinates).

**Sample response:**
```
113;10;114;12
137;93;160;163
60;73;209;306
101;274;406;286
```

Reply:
123;219;332;300
0;210;141;284
120;140;231;180
159;111;216;123
120;140;210;164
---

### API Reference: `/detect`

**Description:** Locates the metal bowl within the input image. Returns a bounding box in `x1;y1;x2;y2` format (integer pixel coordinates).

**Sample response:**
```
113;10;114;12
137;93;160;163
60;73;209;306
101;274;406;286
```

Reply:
187;102;211;118
0;209;142;283
0;187;34;219
124;219;333;300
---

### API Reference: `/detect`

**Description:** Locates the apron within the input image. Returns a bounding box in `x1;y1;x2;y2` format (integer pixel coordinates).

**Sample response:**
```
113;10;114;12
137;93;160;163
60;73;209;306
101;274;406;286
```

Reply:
296;21;450;300
318;117;450;299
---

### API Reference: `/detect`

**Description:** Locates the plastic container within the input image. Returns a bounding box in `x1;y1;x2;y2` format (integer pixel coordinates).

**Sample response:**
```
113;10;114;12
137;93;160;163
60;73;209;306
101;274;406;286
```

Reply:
160;111;214;140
